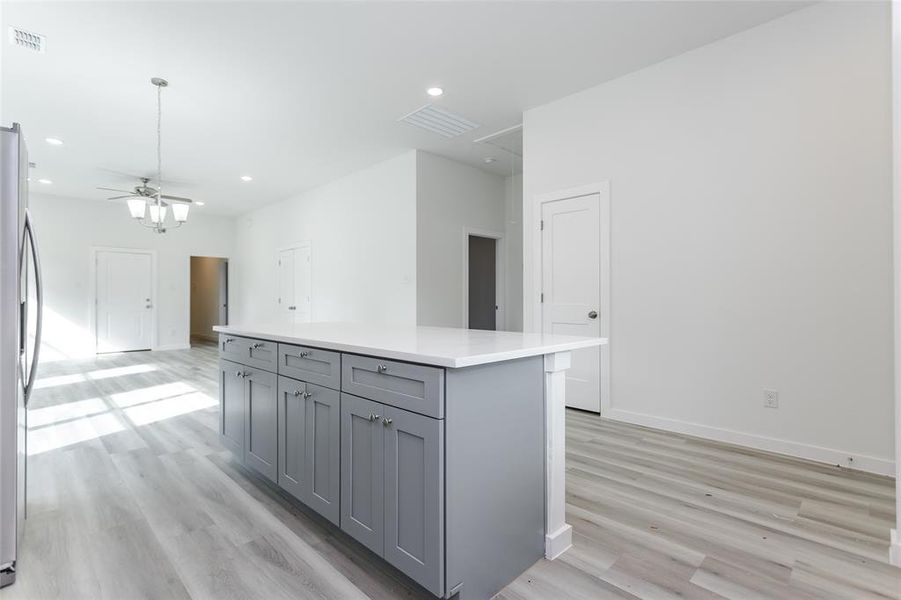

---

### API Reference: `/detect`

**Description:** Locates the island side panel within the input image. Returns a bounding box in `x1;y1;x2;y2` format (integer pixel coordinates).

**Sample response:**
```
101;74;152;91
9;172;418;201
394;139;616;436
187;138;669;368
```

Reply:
445;355;545;599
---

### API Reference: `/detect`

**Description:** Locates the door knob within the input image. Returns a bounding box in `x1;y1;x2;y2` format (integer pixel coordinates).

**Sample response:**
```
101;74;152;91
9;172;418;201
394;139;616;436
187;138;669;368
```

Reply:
588;310;598;320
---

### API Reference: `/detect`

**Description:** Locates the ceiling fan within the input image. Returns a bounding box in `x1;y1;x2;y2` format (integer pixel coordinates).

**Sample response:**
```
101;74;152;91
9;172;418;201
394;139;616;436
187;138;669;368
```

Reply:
97;77;193;233
97;177;193;204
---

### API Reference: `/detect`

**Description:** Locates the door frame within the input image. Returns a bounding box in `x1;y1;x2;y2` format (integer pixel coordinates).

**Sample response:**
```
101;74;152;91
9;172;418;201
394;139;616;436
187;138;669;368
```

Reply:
532;182;611;413
461;227;505;331
186;255;230;346
90;246;158;353
277;241;312;320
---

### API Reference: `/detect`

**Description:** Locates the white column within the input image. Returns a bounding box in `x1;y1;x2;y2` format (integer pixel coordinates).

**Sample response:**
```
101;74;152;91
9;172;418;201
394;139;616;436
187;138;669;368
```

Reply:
544;350;572;559
892;0;901;567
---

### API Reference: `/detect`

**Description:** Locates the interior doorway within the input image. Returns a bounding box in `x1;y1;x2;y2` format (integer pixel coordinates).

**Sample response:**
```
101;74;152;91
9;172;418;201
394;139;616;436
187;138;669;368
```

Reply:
278;243;312;323
464;229;505;331
190;256;228;346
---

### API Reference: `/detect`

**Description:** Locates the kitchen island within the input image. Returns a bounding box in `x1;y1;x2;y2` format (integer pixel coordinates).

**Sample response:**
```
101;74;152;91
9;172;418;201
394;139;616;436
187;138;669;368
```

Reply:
213;322;606;599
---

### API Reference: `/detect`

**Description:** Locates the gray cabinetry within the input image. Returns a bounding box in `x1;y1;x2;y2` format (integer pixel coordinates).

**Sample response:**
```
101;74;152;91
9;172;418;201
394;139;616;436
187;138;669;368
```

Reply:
342;355;444;418
340;393;444;597
219;359;245;457
278;343;341;390
340;393;384;555
244;368;278;482
218;334;277;373
277;376;340;525
383;406;444;596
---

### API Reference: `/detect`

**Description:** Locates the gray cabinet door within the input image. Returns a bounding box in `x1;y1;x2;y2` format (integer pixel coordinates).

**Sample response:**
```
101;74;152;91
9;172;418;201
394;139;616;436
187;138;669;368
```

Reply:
305;382;340;525
219;359;245;458
244;368;278;482
383;407;444;596
277;376;307;501
340;393;384;556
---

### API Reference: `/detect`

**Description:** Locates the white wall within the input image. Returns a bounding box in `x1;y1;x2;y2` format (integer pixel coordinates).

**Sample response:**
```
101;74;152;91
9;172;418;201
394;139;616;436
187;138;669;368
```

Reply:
30;193;235;359
232;152;417;326
523;2;894;473
416;151;507;328
505;173;523;332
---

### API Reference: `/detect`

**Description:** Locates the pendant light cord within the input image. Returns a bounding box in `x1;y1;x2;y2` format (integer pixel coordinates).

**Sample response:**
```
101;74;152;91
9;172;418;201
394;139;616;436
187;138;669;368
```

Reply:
157;81;162;216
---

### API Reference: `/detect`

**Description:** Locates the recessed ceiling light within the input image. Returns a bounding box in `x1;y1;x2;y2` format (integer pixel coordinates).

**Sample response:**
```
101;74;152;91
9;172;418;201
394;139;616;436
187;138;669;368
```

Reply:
484;157;496;164
426;87;444;97
37;178;52;184
45;137;63;146
195;201;205;206
240;175;253;182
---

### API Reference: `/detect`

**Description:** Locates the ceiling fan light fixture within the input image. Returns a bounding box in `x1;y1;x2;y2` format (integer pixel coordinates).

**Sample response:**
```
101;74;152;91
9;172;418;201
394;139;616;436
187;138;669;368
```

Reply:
148;203;167;224
172;202;189;223
127;198;146;219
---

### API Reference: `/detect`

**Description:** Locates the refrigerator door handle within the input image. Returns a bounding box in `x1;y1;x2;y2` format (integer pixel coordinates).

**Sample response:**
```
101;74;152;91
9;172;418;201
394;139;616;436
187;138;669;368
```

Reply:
19;208;42;407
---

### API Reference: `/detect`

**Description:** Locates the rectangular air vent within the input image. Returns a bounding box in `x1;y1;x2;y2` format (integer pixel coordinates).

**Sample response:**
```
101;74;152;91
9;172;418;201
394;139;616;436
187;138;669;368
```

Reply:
398;104;479;138
9;27;46;53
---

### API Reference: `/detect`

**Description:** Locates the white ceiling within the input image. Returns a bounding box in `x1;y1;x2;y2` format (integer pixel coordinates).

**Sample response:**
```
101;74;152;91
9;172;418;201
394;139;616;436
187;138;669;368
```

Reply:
2;1;807;215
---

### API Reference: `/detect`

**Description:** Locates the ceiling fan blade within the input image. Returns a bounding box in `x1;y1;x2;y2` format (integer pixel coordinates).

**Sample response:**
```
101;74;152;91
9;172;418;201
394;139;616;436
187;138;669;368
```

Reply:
96;186;135;193
160;194;193;203
106;195;135;200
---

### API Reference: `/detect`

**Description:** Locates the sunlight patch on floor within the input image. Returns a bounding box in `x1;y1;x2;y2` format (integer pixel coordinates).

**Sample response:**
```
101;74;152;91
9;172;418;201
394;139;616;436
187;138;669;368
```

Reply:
123;391;217;425
34;373;87;390
87;364;158;380
29;397;108;428
28;412;126;455
110;381;196;408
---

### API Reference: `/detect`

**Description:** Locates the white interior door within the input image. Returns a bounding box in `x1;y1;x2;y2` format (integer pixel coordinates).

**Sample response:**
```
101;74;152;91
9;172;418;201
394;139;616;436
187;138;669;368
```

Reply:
96;250;153;353
541;194;602;412
278;245;311;323
292;246;312;323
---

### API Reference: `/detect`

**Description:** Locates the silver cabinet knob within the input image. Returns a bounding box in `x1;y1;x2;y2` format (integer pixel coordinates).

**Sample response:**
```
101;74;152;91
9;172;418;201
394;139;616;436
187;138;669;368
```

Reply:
302;391;312;400
293;389;303;397
288;306;297;310
242;371;249;378
376;364;388;373
235;370;242;378
251;342;263;349
368;413;380;422
382;417;393;426
299;351;310;358
588;310;598;320
225;338;235;344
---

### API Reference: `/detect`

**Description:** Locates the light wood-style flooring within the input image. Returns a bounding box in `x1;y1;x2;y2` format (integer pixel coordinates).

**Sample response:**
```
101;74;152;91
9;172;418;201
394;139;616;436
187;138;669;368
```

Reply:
1;344;898;599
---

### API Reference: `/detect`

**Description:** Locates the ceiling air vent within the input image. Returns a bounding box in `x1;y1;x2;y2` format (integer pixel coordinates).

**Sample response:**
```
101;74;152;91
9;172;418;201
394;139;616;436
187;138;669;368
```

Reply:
9;27;46;53
398;104;479;138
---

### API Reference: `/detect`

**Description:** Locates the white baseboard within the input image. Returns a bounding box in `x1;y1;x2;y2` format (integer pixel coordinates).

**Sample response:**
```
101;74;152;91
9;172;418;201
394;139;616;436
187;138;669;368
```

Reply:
891;530;901;566
545;524;572;560
153;343;190;352
605;408;894;477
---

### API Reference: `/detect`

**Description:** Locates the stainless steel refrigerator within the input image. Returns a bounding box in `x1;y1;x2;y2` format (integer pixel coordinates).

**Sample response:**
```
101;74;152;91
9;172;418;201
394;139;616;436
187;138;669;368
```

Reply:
0;123;43;588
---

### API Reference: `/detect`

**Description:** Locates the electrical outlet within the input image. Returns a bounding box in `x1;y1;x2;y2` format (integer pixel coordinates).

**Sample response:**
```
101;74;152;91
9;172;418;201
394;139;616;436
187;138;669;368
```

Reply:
764;389;779;409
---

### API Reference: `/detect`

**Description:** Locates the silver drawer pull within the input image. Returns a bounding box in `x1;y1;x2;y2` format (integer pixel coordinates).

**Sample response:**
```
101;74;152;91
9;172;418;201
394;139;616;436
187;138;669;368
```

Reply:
303;391;312;400
368;413;380;422
251;342;263;349
376;364;388;373
242;371;250;378
293;389;303;397
299;351;310;358
235;370;242;378
225;338;235;344
382;417;392;426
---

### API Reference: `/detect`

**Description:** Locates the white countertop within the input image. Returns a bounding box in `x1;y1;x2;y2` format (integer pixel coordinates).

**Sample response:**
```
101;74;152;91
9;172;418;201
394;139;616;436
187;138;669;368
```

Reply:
213;322;606;368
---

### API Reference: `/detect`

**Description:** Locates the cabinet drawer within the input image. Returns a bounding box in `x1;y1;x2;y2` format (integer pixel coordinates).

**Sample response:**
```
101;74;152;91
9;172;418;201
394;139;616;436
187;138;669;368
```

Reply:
278;343;341;390
218;334;277;373
342;355;444;419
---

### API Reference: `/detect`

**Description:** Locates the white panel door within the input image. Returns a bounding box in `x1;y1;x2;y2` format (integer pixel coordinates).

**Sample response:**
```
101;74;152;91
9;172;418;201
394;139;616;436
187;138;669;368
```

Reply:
292;246;312;323
278;246;312;323
541;194;601;412
278;249;295;323
96;250;152;353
